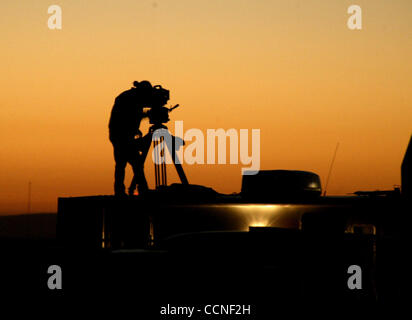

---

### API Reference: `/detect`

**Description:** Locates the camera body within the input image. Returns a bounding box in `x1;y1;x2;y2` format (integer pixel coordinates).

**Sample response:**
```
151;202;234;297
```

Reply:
133;81;172;125
150;85;170;108
148;85;170;125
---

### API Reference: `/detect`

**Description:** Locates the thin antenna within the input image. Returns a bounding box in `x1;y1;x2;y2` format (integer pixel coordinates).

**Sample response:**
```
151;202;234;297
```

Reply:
323;142;340;196
28;181;32;213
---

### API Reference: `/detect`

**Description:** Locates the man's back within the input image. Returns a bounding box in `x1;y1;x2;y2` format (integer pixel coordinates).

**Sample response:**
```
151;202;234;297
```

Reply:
109;88;144;142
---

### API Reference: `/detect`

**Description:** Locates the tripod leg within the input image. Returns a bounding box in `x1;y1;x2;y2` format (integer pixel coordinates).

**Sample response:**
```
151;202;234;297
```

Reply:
153;139;160;188
142;126;189;189
161;136;167;186
167;136;189;185
172;161;188;184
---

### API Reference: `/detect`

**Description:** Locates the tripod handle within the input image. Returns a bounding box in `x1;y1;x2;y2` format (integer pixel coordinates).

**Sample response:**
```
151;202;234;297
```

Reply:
168;104;179;112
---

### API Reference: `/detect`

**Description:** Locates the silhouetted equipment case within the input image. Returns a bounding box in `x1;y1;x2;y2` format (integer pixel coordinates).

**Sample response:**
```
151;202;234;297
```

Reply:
241;170;322;200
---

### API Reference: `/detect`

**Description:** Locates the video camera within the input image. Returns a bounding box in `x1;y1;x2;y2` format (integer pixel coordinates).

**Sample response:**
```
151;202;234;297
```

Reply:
148;85;171;125
150;85;170;108
133;81;179;126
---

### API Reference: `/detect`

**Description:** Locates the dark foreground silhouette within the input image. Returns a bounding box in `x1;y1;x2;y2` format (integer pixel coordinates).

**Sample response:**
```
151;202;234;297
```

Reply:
1;122;410;318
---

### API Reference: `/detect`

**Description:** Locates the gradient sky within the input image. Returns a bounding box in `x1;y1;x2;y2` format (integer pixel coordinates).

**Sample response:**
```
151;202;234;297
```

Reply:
1;0;411;214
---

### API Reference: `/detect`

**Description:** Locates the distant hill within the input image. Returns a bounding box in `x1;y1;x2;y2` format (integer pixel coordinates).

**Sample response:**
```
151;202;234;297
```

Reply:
0;213;56;239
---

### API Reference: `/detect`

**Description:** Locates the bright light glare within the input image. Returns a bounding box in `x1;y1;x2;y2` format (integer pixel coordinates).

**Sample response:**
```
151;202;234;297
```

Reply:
229;204;282;230
249;220;268;227
229;204;284;210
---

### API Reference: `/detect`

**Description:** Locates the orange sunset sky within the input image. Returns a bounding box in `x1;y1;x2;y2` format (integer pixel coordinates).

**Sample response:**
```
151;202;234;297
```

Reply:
0;0;411;214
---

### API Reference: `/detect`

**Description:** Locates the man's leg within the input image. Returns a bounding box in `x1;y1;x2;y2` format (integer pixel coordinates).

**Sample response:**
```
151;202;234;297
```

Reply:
126;138;148;195
113;144;128;196
129;154;148;195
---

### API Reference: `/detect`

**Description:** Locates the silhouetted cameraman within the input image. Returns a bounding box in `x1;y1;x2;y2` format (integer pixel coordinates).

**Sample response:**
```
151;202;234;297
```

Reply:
109;81;152;196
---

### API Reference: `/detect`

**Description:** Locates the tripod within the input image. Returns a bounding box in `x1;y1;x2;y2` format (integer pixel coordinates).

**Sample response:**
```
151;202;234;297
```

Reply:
129;123;188;193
